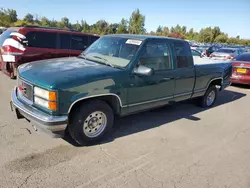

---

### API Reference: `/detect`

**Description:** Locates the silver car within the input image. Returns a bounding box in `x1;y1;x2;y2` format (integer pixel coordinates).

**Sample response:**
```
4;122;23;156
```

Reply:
210;48;243;60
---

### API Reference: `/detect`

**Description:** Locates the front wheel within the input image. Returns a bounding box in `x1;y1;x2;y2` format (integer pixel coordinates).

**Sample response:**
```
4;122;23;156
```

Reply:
198;85;217;108
68;100;114;145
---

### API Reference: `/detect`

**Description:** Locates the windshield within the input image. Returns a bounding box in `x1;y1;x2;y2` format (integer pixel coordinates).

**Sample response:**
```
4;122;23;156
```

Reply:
217;48;235;53
81;37;142;68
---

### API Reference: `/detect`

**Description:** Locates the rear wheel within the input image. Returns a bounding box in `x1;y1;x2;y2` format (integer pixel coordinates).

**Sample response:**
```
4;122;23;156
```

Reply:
68;100;114;145
198;85;217;108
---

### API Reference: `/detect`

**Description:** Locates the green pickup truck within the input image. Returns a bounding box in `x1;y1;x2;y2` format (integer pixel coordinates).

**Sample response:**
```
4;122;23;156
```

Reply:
10;34;232;145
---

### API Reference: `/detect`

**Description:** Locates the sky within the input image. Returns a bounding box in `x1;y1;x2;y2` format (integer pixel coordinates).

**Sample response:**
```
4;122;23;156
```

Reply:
1;0;250;39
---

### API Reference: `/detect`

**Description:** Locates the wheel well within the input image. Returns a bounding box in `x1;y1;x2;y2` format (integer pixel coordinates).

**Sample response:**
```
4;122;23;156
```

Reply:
69;95;121;118
210;78;222;87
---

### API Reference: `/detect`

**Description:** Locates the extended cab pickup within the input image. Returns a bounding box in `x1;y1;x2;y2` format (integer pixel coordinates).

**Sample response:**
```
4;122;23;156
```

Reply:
10;34;232;145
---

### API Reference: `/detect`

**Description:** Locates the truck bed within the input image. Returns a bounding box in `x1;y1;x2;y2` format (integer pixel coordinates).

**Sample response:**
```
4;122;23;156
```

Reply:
193;56;231;65
194;58;232;94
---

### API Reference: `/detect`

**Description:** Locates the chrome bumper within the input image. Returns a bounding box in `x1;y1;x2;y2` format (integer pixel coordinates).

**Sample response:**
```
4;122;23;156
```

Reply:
11;87;68;137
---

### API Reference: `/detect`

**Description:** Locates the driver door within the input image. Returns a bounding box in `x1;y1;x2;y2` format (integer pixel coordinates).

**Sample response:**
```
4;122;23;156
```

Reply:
127;39;175;111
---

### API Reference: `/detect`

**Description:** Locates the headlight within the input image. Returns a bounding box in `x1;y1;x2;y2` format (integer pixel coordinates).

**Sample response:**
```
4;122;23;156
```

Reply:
34;87;57;101
34;87;57;111
34;97;57;111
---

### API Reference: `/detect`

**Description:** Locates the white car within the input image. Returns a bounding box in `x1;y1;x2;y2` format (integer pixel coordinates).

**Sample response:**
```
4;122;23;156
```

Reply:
210;48;243;60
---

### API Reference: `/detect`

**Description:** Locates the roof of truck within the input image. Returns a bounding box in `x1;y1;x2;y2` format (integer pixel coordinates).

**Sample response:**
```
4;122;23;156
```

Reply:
104;34;185;42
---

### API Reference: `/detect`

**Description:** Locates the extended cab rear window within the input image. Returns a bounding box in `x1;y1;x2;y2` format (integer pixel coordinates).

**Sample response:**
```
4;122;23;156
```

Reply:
26;31;57;49
174;41;193;68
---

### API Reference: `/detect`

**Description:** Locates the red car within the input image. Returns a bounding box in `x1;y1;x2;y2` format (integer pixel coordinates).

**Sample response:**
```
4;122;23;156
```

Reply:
231;52;250;85
0;26;99;78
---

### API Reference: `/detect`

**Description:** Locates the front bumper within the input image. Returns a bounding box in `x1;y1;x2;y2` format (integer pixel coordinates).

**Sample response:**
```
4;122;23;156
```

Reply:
11;86;68;138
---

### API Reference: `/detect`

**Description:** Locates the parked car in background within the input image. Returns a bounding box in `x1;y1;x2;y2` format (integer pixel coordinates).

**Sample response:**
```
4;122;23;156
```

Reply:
190;44;200;50
231;52;250;85
244;46;250;52
196;46;209;53
210;48;243;60
204;46;221;57
0;26;99;79
10;34;232;145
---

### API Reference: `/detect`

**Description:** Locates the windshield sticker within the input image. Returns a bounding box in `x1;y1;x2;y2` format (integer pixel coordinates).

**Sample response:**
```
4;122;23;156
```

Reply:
126;39;142;45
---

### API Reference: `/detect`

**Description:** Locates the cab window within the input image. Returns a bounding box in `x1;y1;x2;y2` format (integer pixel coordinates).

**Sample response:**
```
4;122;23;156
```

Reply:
174;42;193;68
139;40;172;71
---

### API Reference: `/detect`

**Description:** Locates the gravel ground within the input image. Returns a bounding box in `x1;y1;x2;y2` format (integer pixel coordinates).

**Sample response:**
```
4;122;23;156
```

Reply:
0;72;250;188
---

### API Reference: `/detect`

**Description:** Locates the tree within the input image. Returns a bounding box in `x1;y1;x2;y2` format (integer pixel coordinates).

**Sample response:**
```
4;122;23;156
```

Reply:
95;20;109;34
170;26;175;33
156;25;163;35
181;26;187;36
128;9;146;34
214;34;228;43
117;18;128;34
199;27;213;42
174;24;182;33
168;32;184;39
212;26;221;42
13;20;30;26
72;21;82;31
50;19;58;27
240;39;250;46
0;9;10;26
81;20;89;33
23;13;34;23
0;8;18;26
6;9;17;23
162;27;169;36
1;8;249;45
227;37;239;44
149;31;156;35
186;28;195;40
56;17;71;28
108;23;119;34
40;16;50;27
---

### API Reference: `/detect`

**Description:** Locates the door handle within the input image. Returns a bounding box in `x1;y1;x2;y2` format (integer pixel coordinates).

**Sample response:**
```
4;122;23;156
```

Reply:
162;77;174;81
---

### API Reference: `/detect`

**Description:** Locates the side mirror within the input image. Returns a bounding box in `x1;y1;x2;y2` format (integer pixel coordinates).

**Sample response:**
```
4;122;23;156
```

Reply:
134;65;153;76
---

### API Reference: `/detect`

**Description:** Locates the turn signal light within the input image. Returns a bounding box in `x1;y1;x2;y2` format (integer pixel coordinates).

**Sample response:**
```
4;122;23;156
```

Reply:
48;101;57;111
49;91;57;101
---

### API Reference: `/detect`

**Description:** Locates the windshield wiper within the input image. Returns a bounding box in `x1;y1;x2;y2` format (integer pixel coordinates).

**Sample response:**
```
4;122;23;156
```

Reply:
92;55;114;68
78;54;87;59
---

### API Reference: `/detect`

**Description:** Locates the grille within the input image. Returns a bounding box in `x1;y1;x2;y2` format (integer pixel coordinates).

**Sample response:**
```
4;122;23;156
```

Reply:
17;77;33;104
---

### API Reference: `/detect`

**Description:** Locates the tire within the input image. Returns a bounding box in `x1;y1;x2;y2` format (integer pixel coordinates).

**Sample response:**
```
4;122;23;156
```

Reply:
198;85;217;108
68;100;114;145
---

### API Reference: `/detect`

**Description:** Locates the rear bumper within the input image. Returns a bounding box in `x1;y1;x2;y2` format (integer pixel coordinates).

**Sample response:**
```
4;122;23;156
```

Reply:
231;75;250;85
11;86;68;137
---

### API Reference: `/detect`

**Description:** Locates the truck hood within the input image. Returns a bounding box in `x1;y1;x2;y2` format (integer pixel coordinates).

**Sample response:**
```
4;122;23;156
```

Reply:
18;57;122;89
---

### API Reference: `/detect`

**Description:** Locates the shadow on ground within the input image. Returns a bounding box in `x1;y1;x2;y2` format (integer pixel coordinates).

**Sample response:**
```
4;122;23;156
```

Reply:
64;89;246;146
231;83;250;89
